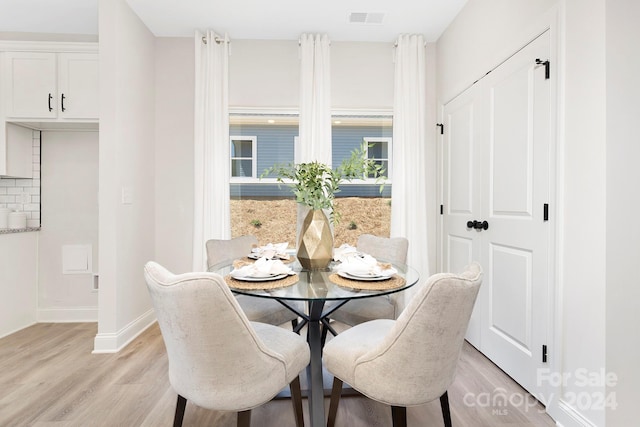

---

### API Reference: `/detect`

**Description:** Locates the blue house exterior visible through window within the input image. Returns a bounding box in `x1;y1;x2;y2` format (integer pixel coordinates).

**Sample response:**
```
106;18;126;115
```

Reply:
229;111;392;246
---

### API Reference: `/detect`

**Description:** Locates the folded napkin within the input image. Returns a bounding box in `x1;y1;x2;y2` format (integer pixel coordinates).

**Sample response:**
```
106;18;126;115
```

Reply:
333;243;358;262
337;253;397;278
251;242;290;260
230;257;294;278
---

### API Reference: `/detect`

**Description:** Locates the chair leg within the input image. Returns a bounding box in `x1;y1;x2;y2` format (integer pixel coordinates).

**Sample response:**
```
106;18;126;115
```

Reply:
289;376;304;427
327;377;343;427
320;322;329;348
440;391;452;427
237;410;251;427
173;394;187;427
391;406;407;427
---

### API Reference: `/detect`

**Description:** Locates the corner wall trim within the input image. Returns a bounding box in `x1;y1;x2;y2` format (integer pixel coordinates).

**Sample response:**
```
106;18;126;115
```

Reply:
92;309;156;353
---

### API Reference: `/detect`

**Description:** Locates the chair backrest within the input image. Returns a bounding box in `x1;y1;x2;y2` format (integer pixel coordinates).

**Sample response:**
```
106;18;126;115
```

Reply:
354;262;482;406
356;234;409;266
143;261;290;410
205;235;258;271
357;234;409;308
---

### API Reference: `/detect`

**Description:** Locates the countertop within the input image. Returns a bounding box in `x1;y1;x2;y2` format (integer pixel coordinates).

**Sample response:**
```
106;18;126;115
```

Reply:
0;227;40;234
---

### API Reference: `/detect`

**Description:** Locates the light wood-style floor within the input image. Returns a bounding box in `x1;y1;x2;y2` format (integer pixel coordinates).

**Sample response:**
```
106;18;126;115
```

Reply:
0;322;556;426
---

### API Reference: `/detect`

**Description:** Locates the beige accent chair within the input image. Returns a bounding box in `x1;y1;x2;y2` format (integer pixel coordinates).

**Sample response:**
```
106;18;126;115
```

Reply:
144;261;310;427
206;236;300;327
329;234;409;326
323;262;483;427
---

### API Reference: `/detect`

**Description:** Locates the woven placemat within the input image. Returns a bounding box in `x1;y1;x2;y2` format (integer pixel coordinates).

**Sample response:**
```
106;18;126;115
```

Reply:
225;273;299;290
239;255;296;264
329;273;406;291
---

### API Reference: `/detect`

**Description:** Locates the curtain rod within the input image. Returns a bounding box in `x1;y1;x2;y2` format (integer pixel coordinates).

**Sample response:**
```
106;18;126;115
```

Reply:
393;41;427;48
201;36;228;45
297;38;331;46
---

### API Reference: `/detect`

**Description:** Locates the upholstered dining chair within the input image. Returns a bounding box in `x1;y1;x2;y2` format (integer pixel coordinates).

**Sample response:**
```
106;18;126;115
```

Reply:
206;236;300;328
144;261;310;427
329;234;409;326
323;262;483;427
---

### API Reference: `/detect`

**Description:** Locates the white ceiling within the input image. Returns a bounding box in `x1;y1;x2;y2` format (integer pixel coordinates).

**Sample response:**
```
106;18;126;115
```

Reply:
0;0;467;43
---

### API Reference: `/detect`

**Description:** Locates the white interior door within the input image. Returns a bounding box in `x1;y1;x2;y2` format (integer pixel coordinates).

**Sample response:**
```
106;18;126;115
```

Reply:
441;31;552;401
442;84;483;347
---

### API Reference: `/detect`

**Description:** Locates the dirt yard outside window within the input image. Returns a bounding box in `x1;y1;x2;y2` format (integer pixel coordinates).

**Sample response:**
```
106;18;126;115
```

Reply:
231;197;391;248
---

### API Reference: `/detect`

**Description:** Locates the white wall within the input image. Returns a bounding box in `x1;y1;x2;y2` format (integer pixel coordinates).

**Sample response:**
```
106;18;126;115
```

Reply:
605;0;640;425
154;37;194;273
0;232;37;337
331;42;395;110
229;40;300;108
437;0;607;425
436;0;558;104
228;39;395;110
38;130;98;322
560;1;606;425
95;0;156;352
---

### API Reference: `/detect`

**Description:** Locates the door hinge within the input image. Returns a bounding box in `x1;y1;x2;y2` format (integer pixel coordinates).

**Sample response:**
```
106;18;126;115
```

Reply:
542;344;548;363
535;58;550;79
543;203;549;221
436;123;444;135
440;204;444;215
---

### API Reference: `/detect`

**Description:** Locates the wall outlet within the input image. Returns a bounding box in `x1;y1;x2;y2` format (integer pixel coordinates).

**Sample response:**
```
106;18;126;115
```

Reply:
92;274;99;292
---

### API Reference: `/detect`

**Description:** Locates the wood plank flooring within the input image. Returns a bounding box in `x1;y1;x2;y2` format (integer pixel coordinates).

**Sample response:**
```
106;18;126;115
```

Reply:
0;322;556;426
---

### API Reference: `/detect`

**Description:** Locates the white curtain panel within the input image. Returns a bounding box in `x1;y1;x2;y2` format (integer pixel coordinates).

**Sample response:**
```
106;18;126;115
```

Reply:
298;33;332;164
391;34;430;305
192;31;231;271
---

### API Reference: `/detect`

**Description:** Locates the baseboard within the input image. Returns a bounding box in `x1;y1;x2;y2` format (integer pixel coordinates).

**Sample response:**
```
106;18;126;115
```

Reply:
92;308;156;354
551;399;599;427
37;307;98;322
0;321;37;339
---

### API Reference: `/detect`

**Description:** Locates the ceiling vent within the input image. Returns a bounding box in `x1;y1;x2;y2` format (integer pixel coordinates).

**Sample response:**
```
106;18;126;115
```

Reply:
348;12;386;25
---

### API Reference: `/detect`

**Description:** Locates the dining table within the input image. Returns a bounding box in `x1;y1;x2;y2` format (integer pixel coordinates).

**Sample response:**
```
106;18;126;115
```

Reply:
210;254;420;427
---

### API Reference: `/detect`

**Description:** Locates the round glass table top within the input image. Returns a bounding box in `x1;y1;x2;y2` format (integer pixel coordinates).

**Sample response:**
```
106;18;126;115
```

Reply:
209;258;420;301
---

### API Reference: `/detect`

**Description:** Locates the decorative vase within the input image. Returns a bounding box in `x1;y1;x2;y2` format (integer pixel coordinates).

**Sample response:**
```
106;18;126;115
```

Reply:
297;208;333;270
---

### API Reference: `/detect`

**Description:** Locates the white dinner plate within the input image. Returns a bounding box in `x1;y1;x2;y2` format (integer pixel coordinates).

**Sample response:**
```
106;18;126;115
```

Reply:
233;273;288;282
337;271;393;282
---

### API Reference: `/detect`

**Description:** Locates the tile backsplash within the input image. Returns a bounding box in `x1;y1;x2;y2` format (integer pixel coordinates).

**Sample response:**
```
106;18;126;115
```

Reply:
0;129;41;228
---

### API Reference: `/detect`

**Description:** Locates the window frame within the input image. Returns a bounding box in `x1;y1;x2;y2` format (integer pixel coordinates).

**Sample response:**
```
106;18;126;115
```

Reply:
363;136;392;181
230;135;257;182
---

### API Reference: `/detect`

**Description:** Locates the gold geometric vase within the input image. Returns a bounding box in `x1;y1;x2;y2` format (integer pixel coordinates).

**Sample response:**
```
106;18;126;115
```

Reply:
297;208;333;270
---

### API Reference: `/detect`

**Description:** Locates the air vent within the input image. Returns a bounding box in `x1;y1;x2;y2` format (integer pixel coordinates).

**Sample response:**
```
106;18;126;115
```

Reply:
348;12;386;25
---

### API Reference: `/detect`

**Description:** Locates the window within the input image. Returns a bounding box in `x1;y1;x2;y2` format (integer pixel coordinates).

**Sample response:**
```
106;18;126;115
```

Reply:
229;112;299;245
230;136;256;179
228;110;393;247
364;137;391;178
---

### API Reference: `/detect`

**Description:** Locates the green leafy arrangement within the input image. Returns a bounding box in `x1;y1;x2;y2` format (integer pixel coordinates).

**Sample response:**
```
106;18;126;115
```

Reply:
261;142;386;223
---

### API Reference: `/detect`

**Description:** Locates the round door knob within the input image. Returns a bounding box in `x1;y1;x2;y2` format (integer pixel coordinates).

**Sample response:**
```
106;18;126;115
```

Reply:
467;220;476;229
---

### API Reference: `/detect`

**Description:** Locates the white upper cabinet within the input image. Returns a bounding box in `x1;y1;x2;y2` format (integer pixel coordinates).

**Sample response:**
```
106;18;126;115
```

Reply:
58;53;99;119
4;51;98;121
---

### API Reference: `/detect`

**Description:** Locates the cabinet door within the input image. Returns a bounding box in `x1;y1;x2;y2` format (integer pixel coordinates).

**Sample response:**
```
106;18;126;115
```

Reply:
58;53;99;120
4;52;57;119
4;123;33;179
